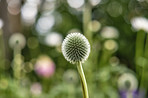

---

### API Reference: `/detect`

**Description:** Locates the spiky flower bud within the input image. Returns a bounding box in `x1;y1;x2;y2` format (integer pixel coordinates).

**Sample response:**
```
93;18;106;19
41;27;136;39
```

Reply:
62;33;90;64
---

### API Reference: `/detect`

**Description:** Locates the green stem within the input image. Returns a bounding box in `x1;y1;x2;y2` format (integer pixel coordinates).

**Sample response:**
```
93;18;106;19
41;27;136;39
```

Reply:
135;30;145;75
142;33;148;93
144;34;148;58
135;31;145;60
0;29;5;74
99;49;112;67
77;62;89;98
139;33;148;95
13;45;22;79
83;2;92;43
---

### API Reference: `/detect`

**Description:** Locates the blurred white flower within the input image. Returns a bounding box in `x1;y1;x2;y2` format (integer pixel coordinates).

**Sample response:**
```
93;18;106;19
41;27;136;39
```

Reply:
36;14;55;35
67;0;84;9
7;0;21;15
30;82;42;95
89;0;102;6
21;3;37;25
9;33;26;49
131;17;148;32
118;73;138;92
45;32;63;47
100;26;119;39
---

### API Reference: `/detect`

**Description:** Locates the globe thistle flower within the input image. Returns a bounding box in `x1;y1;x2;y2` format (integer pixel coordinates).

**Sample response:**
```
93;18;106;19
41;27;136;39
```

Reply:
62;32;90;64
62;32;90;98
118;73;138;92
9;33;26;49
34;55;55;78
131;17;148;32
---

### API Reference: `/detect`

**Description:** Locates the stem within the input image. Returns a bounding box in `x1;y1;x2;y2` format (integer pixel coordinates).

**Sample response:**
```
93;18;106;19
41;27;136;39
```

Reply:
99;49;112;67
77;62;89;98
83;2;92;43
135;31;145;60
139;63;147;98
0;29;6;74
144;34;148;58
13;45;22;79
139;33;148;96
140;67;145;89
142;33;148;94
135;30;145;75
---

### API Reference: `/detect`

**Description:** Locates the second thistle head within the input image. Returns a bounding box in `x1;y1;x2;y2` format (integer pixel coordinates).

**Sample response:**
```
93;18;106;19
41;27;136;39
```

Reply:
62;32;90;64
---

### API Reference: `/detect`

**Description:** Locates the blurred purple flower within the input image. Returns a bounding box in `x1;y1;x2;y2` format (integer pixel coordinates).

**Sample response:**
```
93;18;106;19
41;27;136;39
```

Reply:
133;89;146;98
120;90;126;98
120;89;145;98
35;55;55;78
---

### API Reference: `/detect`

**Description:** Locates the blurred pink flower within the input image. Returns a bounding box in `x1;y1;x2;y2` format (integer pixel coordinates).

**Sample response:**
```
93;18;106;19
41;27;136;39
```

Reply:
34;55;55;78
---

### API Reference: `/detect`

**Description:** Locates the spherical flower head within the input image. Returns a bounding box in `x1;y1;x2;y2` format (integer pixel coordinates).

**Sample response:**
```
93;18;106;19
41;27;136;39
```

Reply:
62;33;90;64
118;73;138;92
131;17;148;32
9;33;26;49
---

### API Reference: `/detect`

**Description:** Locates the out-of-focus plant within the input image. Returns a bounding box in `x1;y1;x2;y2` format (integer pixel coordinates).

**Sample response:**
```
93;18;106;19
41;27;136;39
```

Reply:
9;33;26;79
1;0;148;97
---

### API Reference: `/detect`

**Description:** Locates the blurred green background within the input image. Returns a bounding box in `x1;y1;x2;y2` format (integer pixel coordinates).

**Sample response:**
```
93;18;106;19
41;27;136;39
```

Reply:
0;0;148;98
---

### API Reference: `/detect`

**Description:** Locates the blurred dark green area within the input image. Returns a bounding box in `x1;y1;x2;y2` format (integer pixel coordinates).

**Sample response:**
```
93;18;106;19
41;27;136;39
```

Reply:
0;0;148;98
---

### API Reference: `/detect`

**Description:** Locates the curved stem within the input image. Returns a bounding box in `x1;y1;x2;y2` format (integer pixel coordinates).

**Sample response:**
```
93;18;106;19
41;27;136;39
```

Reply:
77;62;89;98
